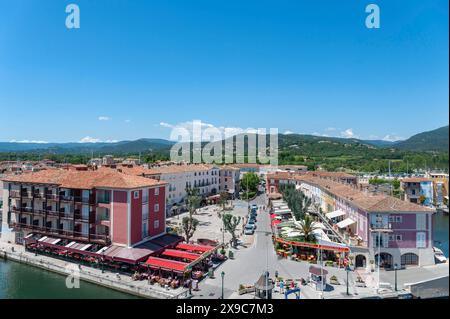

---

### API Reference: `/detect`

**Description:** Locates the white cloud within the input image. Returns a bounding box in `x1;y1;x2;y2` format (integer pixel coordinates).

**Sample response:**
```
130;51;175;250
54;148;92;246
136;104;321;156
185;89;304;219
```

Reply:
382;134;404;142
340;128;358;139
311;132;329;137
159;120;268;142
98;116;111;121
10;139;48;144
78;136;118;143
79;136;101;143
159;122;174;128
284;130;294;135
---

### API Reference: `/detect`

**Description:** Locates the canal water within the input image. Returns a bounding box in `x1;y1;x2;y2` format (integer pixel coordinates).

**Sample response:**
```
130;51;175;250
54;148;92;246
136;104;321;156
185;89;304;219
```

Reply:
0;259;139;299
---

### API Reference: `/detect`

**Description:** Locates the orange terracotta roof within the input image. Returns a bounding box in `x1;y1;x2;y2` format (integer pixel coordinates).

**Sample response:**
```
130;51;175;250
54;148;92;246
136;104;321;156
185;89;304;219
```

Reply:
2;169;166;190
144;164;217;175
401;177;433;183
295;175;433;213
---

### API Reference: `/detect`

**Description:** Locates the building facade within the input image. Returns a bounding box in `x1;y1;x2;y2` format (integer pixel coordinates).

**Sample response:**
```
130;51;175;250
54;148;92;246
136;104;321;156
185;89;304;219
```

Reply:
267;172;436;268
1;169;167;248
218;166;240;198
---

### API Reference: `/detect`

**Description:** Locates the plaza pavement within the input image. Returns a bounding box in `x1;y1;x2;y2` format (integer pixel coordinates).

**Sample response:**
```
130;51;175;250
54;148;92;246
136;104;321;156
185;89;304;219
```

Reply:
191;194;373;299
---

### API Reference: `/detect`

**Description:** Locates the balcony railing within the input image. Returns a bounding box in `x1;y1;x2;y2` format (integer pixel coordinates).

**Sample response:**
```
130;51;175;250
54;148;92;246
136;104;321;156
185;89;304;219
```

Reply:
60;195;74;202
74;196;93;204
46;209;59;217
45;194;59;201
33;192;45;199
97;197;111;204
10;190;21;198
12;223;110;244
370;223;392;231
60;213;74;219
21;191;33;198
74;213;92;222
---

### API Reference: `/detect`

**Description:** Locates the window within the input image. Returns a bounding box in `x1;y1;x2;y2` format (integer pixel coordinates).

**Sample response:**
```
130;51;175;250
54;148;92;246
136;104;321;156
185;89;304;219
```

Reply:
389;216;394;222
416;232;426;248
154;220;160;229
154;187;159;196
154;204;159;212
416;214;426;231
395;235;402;241
401;253;419;266
142;221;148;238
395;216;402;223
133;191;139;199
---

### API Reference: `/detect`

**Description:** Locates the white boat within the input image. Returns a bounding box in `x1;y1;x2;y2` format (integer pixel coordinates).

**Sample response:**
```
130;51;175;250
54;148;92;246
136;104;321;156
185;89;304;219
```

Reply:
433;247;447;263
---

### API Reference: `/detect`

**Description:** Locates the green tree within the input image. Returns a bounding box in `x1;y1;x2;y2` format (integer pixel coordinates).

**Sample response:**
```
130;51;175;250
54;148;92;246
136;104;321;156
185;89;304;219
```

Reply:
218;191;229;210
186;188;202;216
222;213;241;248
298;215;319;242
241;172;260;192
182;216;199;243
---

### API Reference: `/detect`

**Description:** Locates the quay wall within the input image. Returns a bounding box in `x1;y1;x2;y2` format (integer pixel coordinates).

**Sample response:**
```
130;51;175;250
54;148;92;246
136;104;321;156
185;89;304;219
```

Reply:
0;244;190;300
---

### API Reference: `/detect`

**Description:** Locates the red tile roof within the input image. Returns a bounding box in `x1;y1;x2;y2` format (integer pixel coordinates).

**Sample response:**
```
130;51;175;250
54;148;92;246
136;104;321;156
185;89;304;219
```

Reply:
296;175;433;213
2;169;166;190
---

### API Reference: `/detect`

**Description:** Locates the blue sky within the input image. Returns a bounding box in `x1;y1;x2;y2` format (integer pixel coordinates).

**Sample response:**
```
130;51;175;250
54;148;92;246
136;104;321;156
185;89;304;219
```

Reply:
0;0;448;143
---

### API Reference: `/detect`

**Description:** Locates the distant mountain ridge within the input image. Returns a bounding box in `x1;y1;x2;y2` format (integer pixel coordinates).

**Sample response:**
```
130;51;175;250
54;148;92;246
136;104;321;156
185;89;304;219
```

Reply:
393;126;449;152
0;126;447;154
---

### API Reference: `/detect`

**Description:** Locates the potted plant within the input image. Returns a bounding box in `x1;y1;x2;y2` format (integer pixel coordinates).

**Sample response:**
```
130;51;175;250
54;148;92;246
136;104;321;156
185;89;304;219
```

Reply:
228;250;234;259
330;275;340;285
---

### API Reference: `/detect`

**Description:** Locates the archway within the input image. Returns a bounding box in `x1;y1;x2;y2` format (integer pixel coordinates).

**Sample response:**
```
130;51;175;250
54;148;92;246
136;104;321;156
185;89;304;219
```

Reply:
401;253;419;267
374;252;393;269
355;255;367;268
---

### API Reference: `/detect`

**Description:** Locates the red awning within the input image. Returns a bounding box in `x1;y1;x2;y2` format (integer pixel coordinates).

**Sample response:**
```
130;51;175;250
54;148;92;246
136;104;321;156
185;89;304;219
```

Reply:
175;243;214;253
270;214;277;219
161;249;201;261
271;219;281;226
145;257;189;272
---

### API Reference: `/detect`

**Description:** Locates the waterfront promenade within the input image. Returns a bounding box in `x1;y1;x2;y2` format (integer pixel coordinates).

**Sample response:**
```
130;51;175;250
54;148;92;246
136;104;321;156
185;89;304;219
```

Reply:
0;241;190;299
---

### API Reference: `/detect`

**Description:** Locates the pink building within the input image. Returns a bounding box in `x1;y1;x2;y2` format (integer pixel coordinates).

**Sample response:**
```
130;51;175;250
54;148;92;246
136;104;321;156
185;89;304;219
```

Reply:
1;168;167;248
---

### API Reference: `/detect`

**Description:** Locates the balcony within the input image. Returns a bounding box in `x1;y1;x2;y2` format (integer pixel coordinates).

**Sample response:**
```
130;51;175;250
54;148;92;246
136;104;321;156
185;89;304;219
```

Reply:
60;195;74;202
21;191;33;198
33;209;46;216
33;192;45;199
12;223;110;244
74;212;93;223
45;209;59;217
10;190;21;198
370;223;393;232
97;197;111;205
74;196;93;204
45;194;59;201
60;213;74;220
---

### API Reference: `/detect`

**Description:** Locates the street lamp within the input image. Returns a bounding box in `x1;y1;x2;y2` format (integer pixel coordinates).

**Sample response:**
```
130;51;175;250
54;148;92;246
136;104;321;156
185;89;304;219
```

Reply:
346;265;351;296
221;271;225;299
394;263;398;291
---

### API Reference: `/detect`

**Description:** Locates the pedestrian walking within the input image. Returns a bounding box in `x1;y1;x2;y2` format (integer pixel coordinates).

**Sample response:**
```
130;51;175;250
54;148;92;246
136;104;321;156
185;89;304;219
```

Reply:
279;280;284;294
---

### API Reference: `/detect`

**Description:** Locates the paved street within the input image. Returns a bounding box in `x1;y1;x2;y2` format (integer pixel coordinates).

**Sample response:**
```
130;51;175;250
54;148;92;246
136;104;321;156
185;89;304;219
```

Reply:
192;194;366;299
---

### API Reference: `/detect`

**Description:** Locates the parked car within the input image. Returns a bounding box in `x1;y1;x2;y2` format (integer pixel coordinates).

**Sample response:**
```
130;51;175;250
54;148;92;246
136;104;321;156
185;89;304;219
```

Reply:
247;220;256;229
251;204;258;210
244;225;255;235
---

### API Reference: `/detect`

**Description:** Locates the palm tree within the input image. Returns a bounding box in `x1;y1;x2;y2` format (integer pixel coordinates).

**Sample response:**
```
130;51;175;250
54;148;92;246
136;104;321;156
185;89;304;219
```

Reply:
298;215;319;242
